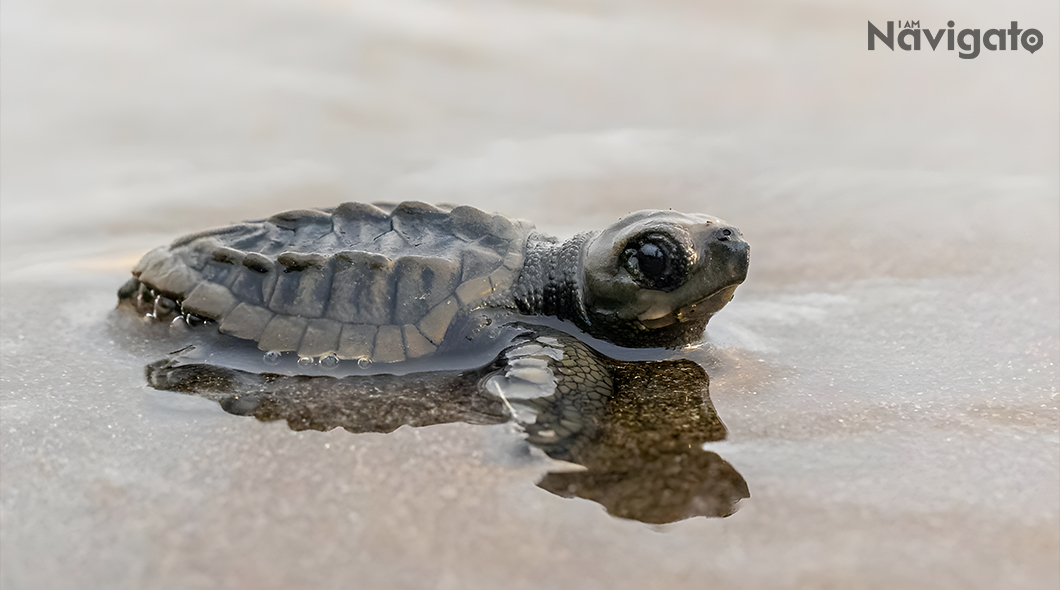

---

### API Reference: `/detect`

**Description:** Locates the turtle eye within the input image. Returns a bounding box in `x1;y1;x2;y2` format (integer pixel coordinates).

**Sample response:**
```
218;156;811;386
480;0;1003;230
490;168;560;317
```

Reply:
623;234;685;291
635;242;668;281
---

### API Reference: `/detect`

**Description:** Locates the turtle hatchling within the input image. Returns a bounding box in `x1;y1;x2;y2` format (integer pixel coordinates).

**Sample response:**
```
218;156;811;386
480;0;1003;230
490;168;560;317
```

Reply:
119;201;749;435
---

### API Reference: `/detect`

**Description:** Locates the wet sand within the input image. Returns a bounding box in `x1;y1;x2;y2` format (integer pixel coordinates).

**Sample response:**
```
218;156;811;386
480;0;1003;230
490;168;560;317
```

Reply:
2;0;1058;588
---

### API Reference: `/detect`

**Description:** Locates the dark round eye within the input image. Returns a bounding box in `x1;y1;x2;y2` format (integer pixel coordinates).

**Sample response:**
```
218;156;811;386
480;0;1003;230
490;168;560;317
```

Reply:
623;234;686;291
635;242;668;281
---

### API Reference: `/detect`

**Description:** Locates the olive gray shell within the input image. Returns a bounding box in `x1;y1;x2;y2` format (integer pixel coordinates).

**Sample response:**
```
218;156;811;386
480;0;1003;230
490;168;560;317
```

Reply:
130;201;533;363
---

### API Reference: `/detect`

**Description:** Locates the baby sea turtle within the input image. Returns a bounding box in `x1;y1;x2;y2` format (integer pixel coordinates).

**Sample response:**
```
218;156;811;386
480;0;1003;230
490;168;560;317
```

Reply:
119;201;748;366
119;201;750;522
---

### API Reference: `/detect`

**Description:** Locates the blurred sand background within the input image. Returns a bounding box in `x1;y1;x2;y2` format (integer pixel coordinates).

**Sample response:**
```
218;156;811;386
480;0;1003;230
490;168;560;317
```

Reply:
1;0;1058;589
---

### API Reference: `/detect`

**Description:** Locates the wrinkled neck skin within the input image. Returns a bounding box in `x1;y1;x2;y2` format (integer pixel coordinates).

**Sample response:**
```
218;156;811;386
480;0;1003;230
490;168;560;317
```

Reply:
512;232;709;349
512;231;592;328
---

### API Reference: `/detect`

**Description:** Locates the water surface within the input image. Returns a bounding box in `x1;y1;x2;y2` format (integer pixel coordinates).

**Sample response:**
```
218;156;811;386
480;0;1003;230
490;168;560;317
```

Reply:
2;0;1058;588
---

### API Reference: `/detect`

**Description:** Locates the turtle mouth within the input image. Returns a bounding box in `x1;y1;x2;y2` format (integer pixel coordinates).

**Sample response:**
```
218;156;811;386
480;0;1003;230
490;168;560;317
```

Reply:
638;284;740;330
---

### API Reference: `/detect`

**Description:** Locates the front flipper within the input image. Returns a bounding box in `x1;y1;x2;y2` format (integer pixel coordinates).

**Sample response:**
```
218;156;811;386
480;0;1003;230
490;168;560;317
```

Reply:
482;332;613;460
146;348;507;433
486;329;749;523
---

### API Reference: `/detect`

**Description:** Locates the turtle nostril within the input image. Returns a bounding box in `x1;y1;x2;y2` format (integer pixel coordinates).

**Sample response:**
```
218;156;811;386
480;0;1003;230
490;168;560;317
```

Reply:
717;227;733;242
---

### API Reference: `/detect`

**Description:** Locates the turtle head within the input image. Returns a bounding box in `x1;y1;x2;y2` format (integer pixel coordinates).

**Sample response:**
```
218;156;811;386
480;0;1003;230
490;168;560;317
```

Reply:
580;210;749;348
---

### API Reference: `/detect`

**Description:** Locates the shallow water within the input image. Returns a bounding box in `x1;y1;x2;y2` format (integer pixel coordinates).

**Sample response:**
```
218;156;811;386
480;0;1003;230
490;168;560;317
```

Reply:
2;0;1058;589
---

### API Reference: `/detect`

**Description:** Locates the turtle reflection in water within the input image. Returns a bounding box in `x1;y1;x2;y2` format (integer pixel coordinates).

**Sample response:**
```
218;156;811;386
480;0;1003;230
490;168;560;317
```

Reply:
119;201;750;523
